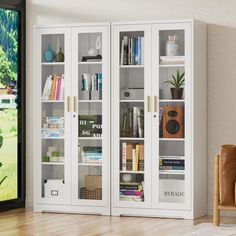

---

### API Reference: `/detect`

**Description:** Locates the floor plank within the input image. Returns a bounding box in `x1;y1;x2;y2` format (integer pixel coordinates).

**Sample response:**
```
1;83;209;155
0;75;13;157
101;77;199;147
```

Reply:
0;208;235;236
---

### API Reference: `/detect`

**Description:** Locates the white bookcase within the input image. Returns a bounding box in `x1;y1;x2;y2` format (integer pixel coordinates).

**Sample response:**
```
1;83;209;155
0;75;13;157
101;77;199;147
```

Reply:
111;19;207;219
34;19;207;219
34;23;110;215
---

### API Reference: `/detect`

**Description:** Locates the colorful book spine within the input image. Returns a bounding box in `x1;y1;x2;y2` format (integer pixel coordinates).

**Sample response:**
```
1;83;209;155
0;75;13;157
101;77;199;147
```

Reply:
56;76;61;100
122;142;127;171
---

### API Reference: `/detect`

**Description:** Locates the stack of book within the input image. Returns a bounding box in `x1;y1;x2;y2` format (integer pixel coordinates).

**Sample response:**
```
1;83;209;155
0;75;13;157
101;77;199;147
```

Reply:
120;36;144;65
42;74;65;100
81;146;102;164
82;73;102;91
121;143;144;171
159;159;185;171
159;56;185;65
42;117;64;138
120;182;144;202
121;107;144;138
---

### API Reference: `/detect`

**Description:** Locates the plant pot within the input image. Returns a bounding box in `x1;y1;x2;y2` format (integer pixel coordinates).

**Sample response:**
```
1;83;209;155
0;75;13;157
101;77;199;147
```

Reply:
170;88;183;99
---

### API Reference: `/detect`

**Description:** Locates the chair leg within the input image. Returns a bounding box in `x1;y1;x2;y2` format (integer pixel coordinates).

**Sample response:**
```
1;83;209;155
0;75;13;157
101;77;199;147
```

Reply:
213;154;220;226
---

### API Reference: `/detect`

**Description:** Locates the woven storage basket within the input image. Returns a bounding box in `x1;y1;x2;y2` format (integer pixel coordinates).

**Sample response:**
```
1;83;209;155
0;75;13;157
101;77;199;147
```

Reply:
80;187;102;200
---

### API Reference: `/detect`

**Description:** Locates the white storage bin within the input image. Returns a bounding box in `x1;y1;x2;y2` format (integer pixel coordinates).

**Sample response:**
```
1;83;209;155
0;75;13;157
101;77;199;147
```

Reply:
44;179;65;199
159;179;184;203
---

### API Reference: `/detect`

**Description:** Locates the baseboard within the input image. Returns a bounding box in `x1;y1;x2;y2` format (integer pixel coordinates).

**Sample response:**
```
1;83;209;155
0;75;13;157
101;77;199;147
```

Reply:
208;205;236;217
25;198;33;208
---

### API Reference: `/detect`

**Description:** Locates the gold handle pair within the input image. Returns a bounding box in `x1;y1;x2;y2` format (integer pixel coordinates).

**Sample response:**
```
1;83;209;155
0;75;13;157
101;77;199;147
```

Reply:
146;96;157;112
66;96;77;112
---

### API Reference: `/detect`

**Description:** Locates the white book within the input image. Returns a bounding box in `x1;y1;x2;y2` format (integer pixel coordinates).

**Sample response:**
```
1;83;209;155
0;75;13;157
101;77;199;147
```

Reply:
43;75;53;100
141;37;144;65
91;74;96;91
122;142;127;171
59;74;65;100
132;148;136;171
42;76;50;100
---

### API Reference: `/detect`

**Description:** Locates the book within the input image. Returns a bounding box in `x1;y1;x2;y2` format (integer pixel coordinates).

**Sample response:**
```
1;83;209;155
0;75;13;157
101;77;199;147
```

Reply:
122;142;127;171
123;36;128;65
139;144;144;171
56;76;61;100
59;74;65;100
141;37;144;65
126;144;133;171
120;39;124;65
79;115;102;137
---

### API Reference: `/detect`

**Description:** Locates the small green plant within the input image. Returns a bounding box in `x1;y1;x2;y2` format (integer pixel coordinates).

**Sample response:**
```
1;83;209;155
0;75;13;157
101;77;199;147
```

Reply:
0;135;7;186
163;70;185;88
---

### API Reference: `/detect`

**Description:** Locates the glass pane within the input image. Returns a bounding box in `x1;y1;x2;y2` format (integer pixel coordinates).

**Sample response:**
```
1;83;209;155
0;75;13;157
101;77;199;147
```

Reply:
41;34;66;199
77;32;103;201
119;31;145;202
158;29;186;204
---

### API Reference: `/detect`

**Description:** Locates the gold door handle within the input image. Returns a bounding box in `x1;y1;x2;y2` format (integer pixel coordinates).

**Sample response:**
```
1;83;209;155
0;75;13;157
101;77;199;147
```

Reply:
153;96;157;112
66;96;70;112
73;96;77;112
147;96;150;112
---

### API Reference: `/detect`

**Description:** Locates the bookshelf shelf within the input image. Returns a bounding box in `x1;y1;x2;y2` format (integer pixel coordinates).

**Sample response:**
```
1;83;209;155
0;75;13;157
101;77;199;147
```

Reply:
42;162;64;165
78;61;102;65
159;170;185;175
41;100;65;103
41;136;64;140
159;99;185;103
120;65;144;68
78;137;102;140
78;100;102;103
159;64;185;68
120;100;144;103
42;62;65;66
159;138;185;141
120;170;144;174
120;137;144;141
78;163;102;166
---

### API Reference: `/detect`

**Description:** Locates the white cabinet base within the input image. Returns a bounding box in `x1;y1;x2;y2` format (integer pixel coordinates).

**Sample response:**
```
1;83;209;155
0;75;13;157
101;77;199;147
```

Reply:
34;204;110;216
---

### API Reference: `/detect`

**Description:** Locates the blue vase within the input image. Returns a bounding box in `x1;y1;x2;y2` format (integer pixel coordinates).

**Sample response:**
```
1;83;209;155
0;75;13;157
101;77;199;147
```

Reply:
44;44;55;62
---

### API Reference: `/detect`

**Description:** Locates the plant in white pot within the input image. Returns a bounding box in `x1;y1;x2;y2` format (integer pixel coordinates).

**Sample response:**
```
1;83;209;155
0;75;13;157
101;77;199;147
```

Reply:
163;70;185;99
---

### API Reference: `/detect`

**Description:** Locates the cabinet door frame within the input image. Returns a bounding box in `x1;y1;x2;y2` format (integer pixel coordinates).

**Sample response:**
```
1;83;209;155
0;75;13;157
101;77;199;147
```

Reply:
71;25;110;207
34;27;72;205
111;24;152;209
151;23;192;210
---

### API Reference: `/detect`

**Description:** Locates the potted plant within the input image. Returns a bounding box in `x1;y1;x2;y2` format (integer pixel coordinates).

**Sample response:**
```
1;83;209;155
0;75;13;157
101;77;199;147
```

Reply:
163;70;185;99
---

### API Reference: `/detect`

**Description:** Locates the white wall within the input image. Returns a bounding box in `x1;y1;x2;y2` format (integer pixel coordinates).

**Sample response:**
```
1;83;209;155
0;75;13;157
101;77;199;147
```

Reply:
26;0;236;215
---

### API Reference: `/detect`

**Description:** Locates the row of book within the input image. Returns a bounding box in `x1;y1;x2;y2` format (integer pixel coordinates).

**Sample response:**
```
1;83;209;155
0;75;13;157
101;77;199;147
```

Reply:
42;74;65;100
120;181;144;202
80;146;102;164
121;107;144;138
121;143;144;171
120;36;144;65
42;117;64;138
82;73;102;91
159;159;185;171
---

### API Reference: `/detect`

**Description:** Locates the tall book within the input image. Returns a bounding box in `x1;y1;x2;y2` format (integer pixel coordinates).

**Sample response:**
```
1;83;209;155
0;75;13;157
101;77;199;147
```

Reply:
122;142;127;171
120;39;124;65
59;74;65;100
126;144;133;171
139;144;144;171
141;37;144;65
123;36;128;65
50;75;57;100
132;148;136;171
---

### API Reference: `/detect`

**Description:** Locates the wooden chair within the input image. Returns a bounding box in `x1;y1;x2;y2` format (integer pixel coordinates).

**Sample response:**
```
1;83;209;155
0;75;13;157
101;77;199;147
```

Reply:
214;149;236;226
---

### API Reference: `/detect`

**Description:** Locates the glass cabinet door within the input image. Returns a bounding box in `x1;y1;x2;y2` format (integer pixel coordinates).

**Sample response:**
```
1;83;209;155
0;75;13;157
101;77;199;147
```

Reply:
112;25;152;208
35;28;71;204
71;26;110;206
152;23;191;209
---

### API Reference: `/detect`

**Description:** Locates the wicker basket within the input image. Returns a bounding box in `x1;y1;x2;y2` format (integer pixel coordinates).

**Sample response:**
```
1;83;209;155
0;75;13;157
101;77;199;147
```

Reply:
80;187;102;200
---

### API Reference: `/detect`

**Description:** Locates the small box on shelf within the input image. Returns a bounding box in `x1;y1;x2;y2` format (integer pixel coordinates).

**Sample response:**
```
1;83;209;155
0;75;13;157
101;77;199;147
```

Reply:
44;179;65;199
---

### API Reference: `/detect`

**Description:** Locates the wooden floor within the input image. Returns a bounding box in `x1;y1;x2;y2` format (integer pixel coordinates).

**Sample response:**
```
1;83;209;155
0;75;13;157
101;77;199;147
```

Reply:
0;208;235;236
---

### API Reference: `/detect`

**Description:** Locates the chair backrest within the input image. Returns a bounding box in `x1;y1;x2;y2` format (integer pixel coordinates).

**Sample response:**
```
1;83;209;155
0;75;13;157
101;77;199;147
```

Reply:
219;145;236;205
